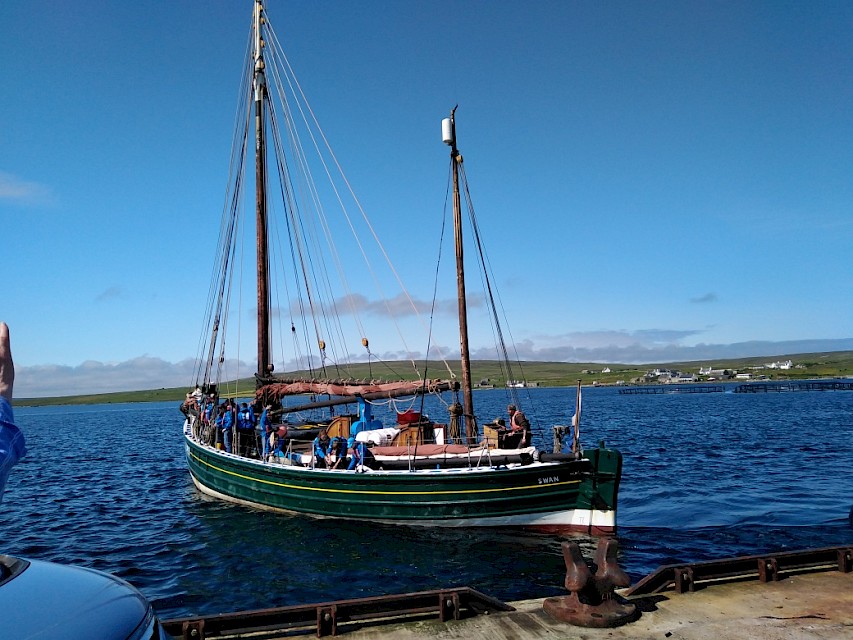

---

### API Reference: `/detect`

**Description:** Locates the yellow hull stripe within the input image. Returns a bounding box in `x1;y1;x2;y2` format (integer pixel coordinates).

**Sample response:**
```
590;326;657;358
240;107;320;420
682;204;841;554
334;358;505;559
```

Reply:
188;447;581;496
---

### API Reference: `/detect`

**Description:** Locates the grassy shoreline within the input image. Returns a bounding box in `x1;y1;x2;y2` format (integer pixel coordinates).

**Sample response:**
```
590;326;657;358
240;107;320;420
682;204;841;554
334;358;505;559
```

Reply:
15;351;853;406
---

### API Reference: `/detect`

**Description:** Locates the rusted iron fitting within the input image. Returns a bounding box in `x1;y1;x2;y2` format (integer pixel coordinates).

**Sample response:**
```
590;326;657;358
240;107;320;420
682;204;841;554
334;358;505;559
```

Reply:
758;557;780;582
316;604;337;637
674;566;695;593
543;538;639;628
839;548;853;573
438;591;461;622
181;620;205;640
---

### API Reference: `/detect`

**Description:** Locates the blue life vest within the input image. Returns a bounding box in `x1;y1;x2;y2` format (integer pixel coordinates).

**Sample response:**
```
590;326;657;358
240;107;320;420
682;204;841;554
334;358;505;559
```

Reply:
314;436;330;459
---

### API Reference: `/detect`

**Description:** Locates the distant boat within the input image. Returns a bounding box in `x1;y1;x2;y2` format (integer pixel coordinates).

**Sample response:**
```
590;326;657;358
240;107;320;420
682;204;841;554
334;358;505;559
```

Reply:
180;0;622;534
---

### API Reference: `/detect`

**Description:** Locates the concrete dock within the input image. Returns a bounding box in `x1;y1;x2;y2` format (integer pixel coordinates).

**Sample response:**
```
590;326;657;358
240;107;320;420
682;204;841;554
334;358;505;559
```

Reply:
166;569;853;639
163;545;853;639
338;570;853;640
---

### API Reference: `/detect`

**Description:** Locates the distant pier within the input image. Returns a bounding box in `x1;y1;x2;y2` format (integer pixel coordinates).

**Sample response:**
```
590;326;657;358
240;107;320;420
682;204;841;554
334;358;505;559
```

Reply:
619;380;853;395
733;380;853;393
619;385;724;395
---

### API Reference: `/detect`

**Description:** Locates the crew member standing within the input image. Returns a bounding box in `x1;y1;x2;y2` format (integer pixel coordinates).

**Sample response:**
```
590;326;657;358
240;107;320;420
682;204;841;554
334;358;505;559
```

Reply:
507;404;532;449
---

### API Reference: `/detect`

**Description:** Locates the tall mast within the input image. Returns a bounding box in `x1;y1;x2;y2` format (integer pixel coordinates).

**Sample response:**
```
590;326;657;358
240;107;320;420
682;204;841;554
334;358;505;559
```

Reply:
254;0;271;383
443;108;476;443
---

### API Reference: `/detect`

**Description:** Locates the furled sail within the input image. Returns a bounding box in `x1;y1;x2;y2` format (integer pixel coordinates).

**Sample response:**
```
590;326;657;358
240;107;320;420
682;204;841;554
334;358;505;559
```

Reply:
255;378;455;408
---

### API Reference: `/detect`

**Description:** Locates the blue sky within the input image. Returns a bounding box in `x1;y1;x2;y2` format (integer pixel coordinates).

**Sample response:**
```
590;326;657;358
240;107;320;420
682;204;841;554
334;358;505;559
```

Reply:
2;1;851;397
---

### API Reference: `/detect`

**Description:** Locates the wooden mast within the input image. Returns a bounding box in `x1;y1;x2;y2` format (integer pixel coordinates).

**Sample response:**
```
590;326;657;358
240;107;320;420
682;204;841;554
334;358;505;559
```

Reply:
444;108;477;443
254;0;271;384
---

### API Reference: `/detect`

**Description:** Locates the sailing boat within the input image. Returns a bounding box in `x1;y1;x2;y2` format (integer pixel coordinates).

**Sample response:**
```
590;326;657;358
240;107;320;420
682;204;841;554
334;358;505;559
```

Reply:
181;0;622;534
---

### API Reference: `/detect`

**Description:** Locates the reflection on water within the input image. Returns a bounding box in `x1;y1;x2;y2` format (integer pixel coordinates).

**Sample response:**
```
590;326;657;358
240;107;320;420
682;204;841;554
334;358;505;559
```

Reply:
1;387;851;618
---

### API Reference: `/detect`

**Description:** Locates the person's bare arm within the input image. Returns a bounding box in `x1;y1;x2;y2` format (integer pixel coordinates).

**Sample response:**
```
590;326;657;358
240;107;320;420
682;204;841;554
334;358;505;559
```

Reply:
0;322;12;402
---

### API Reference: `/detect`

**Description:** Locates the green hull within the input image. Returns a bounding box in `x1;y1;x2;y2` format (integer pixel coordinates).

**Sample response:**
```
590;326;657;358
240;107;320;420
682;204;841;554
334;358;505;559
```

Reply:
184;429;621;534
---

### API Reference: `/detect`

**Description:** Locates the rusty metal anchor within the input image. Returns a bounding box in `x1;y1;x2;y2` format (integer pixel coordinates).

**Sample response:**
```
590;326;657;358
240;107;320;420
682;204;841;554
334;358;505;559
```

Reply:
543;538;639;628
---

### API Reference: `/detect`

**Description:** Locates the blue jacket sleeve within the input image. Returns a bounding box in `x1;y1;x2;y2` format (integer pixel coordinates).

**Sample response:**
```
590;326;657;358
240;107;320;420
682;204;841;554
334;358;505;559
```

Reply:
0;397;27;501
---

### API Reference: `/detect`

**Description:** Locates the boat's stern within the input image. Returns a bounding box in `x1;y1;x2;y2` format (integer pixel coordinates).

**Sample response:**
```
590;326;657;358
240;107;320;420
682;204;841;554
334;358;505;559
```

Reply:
581;443;622;534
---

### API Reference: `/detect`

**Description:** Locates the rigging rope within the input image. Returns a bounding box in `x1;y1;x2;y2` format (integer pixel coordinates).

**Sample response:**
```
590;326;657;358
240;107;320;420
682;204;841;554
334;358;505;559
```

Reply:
195;12;468;421
266;33;372;366
458;162;541;431
264;18;454;380
195;24;254;391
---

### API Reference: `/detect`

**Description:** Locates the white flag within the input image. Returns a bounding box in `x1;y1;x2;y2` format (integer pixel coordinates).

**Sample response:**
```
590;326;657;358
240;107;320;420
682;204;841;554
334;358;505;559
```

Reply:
572;388;582;427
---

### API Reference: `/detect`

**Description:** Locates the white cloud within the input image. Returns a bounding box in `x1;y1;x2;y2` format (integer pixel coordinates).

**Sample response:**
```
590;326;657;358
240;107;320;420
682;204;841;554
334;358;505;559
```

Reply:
15;356;248;398
285;292;483;319
0;171;56;206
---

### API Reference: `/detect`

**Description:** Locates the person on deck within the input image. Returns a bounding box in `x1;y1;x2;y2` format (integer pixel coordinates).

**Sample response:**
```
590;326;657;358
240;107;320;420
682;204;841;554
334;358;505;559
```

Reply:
271;426;289;459
203;396;214;426
183;393;202;437
218;403;234;453
241;402;255;427
327;436;346;469
313;429;331;468
180;393;199;421
505;404;532;449
259;404;273;460
237;402;256;456
0;323;26;505
246;402;257;455
198;395;215;445
346;435;372;471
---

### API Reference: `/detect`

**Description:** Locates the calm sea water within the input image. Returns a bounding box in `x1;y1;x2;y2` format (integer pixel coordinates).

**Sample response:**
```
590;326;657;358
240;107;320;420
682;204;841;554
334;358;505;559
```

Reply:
1;386;851;619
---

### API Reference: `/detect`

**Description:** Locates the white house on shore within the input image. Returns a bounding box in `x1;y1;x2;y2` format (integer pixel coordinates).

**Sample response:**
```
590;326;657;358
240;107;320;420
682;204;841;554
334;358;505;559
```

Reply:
766;360;793;370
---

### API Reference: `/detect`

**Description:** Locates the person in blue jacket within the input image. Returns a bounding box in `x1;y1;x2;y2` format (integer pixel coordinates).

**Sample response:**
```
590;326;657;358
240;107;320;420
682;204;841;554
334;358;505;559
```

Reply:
313;429;331;468
203;398;214;426
259;404;273;459
327;435;346;469
218;403;234;453
271;426;290;459
347;435;367;471
239;402;256;431
237;402;256;456
0;322;26;504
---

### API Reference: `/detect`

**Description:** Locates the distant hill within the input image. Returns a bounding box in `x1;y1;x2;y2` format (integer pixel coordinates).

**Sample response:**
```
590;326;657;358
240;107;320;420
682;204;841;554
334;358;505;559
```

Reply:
16;351;853;406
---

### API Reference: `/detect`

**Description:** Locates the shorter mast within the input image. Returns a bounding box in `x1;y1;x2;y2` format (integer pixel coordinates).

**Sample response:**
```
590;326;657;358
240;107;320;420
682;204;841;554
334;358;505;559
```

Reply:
443;108;477;443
